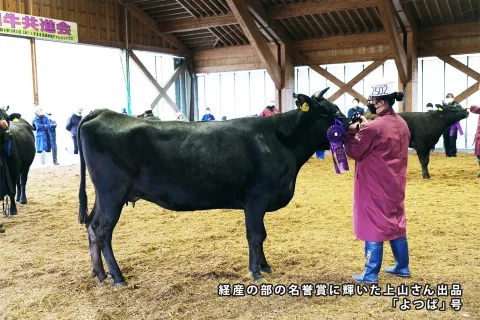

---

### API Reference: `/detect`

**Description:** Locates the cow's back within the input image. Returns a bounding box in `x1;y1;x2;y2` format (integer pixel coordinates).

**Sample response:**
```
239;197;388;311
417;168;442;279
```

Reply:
79;109;298;211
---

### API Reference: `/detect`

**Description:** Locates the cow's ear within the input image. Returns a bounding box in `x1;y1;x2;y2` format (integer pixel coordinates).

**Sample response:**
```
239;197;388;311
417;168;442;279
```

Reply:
9;113;22;121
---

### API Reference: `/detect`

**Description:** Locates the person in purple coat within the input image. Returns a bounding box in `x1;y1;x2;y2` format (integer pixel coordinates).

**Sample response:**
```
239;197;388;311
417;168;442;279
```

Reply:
344;80;411;284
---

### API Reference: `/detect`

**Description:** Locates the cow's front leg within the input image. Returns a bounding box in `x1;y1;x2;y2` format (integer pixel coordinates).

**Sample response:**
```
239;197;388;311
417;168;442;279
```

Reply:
418;151;431;179
244;199;268;281
258;225;272;274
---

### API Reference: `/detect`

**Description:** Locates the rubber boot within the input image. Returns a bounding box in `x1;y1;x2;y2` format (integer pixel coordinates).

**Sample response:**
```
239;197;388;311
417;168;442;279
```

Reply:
352;241;383;284
0;223;4;233
384;236;410;277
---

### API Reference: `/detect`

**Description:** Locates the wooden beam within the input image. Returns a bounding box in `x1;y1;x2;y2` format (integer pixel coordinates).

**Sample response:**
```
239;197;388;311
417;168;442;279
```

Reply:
150;62;187;108
421;21;480;41
299;53;367;105
270;0;377;18
405;31;418;112
158;14;237;33
455;81;480;103
121;1;191;56
130;44;182;56
129;50;187;119
418;42;480;80
245;1;291;45
377;0;408;83
328;58;386;102
226;0;281;89
293;51;392;66
295;31;388;51
195;63;266;73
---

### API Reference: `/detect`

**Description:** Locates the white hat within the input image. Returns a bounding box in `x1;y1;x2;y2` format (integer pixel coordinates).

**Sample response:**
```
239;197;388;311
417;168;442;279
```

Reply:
369;79;396;97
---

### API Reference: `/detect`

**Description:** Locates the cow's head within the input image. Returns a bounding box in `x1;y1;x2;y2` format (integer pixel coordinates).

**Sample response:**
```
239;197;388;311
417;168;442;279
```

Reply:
293;88;348;150
0;105;22;122
293;87;347;124
433;103;469;126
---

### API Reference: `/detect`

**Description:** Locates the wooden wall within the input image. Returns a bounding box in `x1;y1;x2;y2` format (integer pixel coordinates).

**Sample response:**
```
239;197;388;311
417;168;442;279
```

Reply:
0;0;179;55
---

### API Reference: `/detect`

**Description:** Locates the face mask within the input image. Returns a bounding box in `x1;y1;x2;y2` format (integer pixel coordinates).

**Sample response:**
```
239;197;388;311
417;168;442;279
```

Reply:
445;98;453;104
367;98;380;114
206;111;210;115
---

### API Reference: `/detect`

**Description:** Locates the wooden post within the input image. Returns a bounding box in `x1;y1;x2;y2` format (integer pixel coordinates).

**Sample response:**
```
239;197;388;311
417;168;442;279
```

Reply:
26;0;39;106
124;6;132;114
280;44;295;112
406;31;418;112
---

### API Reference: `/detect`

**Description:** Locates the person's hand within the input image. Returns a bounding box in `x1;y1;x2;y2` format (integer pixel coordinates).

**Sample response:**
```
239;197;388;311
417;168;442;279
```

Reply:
359;116;368;124
0;119;9;130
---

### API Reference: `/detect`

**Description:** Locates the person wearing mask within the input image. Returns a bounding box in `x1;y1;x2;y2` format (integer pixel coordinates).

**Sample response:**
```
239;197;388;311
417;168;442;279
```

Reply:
347;98;365;118
45;112;59;165
442;93;463;157
426;102;435;112
201;108;215;121
32;107;52;165
344;79;411;284
66;108;83;154
259;101;280;117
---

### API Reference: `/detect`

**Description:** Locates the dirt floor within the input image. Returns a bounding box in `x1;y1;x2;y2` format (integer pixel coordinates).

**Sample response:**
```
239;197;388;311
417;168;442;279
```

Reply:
0;152;479;320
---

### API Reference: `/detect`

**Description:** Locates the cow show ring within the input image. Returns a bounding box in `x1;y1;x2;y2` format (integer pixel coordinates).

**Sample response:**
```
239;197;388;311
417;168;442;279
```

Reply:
1;0;480;318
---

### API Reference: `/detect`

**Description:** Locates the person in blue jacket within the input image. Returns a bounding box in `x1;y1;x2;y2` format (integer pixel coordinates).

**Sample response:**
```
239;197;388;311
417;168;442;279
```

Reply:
347;98;365;118
201;108;215;121
32;108;52;162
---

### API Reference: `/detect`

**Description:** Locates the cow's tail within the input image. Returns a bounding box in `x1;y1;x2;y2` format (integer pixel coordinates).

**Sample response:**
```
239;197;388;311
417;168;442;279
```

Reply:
78;117;88;225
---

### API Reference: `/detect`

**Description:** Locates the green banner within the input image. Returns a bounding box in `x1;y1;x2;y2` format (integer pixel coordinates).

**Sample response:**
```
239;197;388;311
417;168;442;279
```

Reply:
0;10;78;43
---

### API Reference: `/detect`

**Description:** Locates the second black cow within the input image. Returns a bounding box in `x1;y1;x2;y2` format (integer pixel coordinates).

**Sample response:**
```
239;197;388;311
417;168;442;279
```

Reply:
365;105;469;178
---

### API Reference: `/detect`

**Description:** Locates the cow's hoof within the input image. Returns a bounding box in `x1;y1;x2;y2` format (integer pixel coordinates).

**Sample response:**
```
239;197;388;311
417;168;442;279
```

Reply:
9;211;17;216
20;200;27;205
250;271;265;282
422;175;431;179
113;281;127;287
259;265;273;274
95;273;107;282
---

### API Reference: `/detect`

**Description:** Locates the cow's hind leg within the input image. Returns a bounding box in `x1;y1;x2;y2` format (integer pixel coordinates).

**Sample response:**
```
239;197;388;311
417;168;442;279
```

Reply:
8;194;17;216
93;195;126;286
87;200;107;282
418;151;431;179
18;171;29;205
244;198;269;281
258;224;272;274
15;180;20;203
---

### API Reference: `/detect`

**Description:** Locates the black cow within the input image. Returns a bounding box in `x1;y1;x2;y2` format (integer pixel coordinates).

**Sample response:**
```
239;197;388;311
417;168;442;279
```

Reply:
77;87;347;286
365;105;469;178
0;106;36;216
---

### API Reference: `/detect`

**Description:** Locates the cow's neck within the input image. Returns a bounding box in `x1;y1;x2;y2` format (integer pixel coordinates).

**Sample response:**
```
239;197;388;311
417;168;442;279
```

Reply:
282;110;332;170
